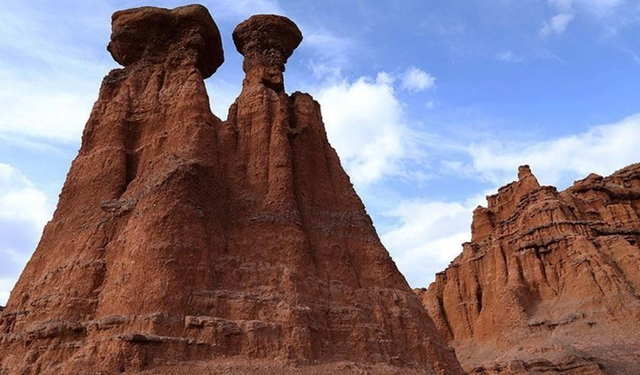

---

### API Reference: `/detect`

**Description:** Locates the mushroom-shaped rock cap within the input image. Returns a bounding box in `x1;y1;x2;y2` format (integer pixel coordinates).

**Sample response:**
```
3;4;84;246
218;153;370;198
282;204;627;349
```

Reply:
232;14;302;67
107;4;224;78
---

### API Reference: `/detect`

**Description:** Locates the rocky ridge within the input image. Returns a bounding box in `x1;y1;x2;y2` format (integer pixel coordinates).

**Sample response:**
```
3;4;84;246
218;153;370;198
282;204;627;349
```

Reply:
419;164;640;374
0;5;462;375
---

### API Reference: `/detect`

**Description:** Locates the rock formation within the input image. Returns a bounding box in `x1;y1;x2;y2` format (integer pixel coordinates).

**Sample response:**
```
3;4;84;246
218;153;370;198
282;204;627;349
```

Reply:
0;5;462;375
419;164;640;374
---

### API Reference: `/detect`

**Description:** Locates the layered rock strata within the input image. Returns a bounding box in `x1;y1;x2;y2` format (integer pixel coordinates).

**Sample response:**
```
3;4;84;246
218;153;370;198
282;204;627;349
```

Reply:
0;6;462;375
419;165;640;374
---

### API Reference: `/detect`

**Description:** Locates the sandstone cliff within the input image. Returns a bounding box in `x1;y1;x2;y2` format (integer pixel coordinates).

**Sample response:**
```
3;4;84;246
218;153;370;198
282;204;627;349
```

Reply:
419;164;640;374
0;6;462;375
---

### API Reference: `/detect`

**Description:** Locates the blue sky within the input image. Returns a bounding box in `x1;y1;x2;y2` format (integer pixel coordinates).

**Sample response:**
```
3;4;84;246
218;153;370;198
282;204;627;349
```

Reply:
1;0;639;305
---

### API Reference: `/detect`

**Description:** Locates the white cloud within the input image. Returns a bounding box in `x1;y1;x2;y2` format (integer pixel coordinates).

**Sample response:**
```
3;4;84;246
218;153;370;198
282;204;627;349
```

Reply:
314;73;414;187
0;278;17;306
381;197;481;288
468;114;640;188
496;51;523;62
0;72;96;142
543;0;630;36
550;0;575;12
0;3;109;143
540;12;575;36
304;65;440;189
575;0;625;15
0;163;52;306
426;100;436;110
628;49;640;64
401;66;436;93
549;0;626;14
0;163;50;229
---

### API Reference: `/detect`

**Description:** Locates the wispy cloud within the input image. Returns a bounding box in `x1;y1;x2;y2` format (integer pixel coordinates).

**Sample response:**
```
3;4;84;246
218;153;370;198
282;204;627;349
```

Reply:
549;0;626;16
0;163;52;305
540;12;575;36
0;3;112;143
495;51;523;62
467;114;640;188
574;0;625;16
623;49;640;64
401;67;436;93
0;72;97;142
550;0;574;12
426;100;436;110
542;0;635;37
301;30;354;81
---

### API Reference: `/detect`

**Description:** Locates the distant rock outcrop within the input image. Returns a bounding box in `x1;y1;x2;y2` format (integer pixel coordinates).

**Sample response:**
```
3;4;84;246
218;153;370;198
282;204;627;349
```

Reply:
419;164;640;374
0;5;462;375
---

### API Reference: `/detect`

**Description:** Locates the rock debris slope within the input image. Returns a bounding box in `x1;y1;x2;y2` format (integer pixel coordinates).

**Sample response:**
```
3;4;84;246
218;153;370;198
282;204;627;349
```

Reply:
0;5;462;375
419;165;640;374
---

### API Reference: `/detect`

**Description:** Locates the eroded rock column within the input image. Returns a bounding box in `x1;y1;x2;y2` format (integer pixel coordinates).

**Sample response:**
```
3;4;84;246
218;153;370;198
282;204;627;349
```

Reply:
0;5;226;374
227;15;302;210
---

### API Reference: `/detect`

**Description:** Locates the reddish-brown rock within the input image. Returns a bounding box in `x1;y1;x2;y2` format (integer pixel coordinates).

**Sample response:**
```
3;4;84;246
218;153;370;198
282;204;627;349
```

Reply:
0;6;462;375
419;164;640;374
107;5;224;78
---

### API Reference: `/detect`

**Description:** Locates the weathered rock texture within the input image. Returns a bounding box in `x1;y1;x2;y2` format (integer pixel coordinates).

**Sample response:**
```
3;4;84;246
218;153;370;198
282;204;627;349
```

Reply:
419;164;640;374
0;6;462;375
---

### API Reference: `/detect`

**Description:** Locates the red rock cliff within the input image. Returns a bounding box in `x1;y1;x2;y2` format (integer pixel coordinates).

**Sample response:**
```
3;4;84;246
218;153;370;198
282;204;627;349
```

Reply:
0;6;462;375
419;164;640;374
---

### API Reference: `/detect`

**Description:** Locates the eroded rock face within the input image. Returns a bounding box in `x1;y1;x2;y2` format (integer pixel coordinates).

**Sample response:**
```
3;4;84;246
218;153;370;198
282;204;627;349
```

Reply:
419;164;640;374
0;7;462;375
